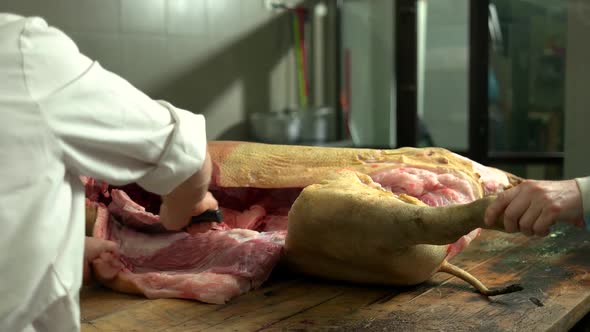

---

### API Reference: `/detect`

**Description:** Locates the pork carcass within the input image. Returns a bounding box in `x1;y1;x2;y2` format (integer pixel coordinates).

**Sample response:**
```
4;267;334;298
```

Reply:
87;141;522;304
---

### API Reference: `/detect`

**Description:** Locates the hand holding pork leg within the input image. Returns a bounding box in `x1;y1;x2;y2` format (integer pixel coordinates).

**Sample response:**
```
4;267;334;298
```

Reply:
484;179;585;237
159;151;215;231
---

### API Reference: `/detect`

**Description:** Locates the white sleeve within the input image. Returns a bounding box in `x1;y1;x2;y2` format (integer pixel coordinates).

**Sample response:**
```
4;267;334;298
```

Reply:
20;17;206;195
575;176;590;231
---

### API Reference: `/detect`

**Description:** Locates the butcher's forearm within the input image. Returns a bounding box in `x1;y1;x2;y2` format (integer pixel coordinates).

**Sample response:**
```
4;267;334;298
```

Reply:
159;152;212;230
169;152;211;200
185;152;212;203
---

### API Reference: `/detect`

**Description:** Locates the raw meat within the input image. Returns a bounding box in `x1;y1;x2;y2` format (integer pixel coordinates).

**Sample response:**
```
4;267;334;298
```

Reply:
91;194;284;304
285;170;520;295
87;141;523;303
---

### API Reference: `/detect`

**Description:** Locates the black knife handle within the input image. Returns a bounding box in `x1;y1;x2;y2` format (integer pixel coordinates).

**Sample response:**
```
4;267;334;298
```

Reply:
190;209;223;224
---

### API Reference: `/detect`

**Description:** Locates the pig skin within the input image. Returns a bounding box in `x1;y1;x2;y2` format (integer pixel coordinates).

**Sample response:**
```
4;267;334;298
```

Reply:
209;141;523;296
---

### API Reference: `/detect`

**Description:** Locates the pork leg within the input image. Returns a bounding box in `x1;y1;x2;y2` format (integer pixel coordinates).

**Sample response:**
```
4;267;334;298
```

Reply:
285;170;521;296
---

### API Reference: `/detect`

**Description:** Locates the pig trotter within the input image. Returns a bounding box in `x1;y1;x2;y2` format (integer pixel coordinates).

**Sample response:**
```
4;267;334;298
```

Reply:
439;261;524;296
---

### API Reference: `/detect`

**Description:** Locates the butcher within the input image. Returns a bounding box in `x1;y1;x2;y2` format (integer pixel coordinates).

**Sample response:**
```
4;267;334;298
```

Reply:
0;13;215;331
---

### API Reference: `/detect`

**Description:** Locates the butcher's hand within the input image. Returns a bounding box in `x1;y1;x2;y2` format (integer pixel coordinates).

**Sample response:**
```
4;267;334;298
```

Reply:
484;179;585;237
159;151;218;230
83;237;119;285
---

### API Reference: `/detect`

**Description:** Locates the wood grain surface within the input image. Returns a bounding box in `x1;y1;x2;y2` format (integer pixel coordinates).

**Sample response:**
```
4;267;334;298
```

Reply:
81;224;590;331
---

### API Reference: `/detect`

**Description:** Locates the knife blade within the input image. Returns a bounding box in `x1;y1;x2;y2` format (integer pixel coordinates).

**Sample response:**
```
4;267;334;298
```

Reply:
190;209;223;224
126;209;224;234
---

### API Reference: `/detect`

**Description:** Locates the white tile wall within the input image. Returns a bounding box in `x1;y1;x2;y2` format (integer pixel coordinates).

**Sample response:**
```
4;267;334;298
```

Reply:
204;80;245;140
61;0;120;33
240;1;273;35
121;0;165;34
166;37;211;75
120;36;169;91
167;0;207;36
1;0;300;140
205;0;242;47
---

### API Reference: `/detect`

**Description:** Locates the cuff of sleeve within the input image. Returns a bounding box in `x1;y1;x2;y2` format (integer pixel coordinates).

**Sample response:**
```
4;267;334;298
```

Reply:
136;101;207;195
575;176;590;231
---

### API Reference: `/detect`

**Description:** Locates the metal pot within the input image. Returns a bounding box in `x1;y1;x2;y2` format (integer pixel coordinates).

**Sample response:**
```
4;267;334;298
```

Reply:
299;107;336;144
249;110;302;144
249;108;336;145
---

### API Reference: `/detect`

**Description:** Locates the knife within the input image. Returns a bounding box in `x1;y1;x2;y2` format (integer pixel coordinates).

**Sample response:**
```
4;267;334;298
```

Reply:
130;209;224;233
190;209;223;224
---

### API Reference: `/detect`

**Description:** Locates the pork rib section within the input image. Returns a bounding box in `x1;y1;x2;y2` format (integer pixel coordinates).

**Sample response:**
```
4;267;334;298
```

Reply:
91;190;285;304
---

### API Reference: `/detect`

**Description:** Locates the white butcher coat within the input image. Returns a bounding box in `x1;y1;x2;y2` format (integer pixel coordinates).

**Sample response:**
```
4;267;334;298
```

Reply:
576;177;590;231
0;14;207;331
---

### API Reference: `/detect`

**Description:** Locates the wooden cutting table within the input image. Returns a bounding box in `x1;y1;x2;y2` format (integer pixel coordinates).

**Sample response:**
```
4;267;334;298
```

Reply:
80;224;590;331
